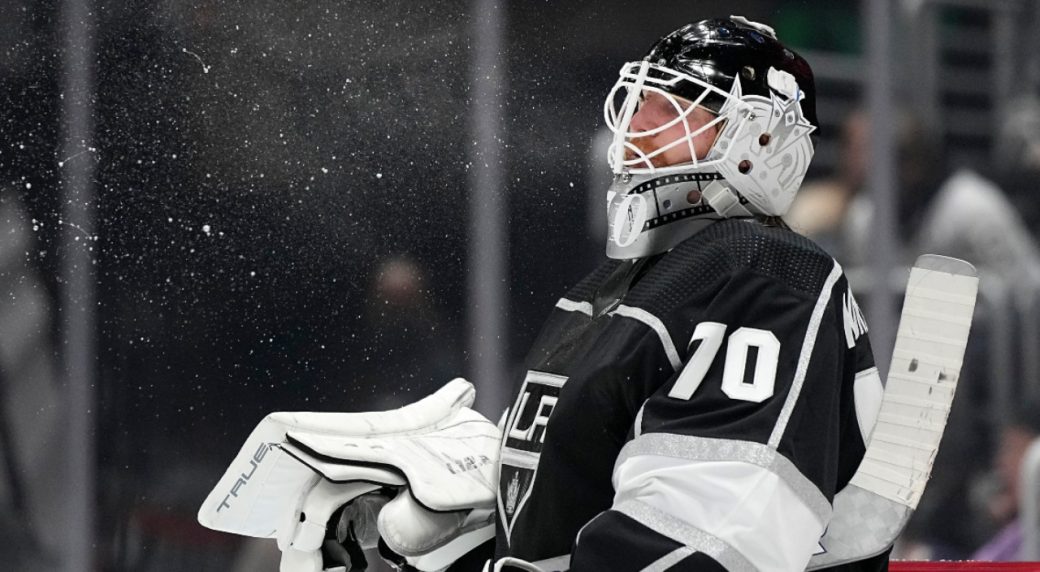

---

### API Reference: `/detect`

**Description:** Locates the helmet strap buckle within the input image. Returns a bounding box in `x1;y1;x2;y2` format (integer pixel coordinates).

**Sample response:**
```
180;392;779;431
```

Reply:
701;181;754;218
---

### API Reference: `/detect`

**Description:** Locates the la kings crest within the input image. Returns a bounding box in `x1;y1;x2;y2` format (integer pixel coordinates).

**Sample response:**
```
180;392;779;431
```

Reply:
498;370;566;542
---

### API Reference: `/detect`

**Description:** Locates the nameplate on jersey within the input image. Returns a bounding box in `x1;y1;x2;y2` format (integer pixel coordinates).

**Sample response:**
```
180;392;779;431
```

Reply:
843;289;868;349
498;370;567;542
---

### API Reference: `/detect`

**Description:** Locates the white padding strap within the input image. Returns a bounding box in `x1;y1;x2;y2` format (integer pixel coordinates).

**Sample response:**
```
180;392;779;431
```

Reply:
701;180;753;218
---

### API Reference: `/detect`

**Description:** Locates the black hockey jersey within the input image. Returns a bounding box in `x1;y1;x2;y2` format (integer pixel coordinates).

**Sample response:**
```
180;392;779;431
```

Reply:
491;219;887;571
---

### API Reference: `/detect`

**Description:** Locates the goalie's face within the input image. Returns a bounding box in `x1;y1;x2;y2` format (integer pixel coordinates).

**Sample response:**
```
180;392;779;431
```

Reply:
604;60;740;176
626;92;720;168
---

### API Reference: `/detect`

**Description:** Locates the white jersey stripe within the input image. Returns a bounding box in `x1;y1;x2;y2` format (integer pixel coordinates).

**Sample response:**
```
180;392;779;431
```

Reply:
853;367;883;444
633;400;648;439
612;305;682;371
768;260;844;448
555;298;593;316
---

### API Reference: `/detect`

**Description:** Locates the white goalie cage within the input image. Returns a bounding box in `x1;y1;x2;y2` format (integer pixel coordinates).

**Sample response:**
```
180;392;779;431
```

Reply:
602;60;753;175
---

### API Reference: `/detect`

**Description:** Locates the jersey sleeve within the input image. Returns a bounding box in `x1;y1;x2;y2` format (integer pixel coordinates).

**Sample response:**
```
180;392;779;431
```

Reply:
571;256;873;572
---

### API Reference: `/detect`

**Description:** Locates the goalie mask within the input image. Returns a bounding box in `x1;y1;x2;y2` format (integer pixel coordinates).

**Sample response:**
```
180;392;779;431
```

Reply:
603;16;817;259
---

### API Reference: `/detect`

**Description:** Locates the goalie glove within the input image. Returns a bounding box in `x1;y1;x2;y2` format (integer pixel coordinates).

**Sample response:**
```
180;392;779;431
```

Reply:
376;488;495;571
198;378;501;572
317;489;395;571
314;485;496;572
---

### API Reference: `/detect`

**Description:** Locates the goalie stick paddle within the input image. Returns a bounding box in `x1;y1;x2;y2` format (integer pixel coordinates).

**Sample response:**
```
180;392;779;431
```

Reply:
807;255;979;570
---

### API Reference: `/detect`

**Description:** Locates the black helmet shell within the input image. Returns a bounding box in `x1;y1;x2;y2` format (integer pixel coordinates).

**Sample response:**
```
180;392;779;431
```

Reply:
644;17;818;128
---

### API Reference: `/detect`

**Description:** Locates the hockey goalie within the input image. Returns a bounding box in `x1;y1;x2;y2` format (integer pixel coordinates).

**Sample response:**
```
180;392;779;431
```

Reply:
198;17;978;572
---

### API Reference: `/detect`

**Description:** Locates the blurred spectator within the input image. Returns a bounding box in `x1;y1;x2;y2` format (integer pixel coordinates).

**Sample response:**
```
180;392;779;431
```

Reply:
352;256;460;410
909;97;1040;287
906;102;1040;559
792;102;1040;278
787;106;949;266
786;108;868;256
972;401;1040;561
992;96;1040;234
915;168;1040;286
0;193;63;572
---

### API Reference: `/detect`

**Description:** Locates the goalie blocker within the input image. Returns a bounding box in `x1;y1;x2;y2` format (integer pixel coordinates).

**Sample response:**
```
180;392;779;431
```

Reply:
197;378;500;572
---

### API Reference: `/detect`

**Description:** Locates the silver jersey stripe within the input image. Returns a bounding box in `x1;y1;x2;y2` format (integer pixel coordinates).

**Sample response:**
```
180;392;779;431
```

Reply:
501;447;540;470
617;433;832;525
614;499;756;572
612;305;682;371
641;547;695;572
768;260;844;448
555;298;593;316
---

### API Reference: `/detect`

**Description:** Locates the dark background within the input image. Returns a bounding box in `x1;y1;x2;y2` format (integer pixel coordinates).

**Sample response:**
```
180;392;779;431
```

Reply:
1;0;1037;569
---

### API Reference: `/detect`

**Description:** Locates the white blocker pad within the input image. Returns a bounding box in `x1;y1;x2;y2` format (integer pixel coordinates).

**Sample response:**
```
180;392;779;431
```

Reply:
198;379;496;544
808;255;978;570
197;410;403;543
284;381;501;513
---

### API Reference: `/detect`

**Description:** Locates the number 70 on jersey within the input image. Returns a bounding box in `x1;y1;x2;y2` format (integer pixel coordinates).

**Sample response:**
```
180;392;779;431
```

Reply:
668;323;781;403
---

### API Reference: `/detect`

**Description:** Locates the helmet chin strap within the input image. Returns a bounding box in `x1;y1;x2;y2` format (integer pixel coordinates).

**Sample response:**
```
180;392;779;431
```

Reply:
700;180;754;218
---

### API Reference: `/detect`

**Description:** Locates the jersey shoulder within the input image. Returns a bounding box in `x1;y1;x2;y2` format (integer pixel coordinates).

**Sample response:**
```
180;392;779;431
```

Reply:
560;258;623;304
670;218;837;296
624;219;837;317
